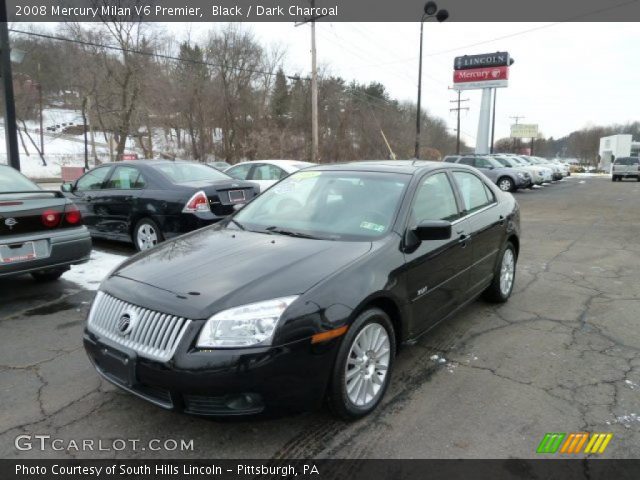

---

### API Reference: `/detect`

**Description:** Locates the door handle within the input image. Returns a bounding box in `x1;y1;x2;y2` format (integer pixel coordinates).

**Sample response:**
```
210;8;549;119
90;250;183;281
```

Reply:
458;233;470;247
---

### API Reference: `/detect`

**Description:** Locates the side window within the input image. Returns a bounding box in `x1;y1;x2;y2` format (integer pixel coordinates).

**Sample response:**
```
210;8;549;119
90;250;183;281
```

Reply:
411;172;460;223
452;171;494;213
475;157;492;168
226;164;252;180
252;164;286;181
75;167;111;191
460;157;475;166
105;166;146;189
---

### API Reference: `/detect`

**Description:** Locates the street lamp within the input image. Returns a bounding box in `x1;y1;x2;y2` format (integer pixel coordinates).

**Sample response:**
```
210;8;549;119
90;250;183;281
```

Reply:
414;2;448;159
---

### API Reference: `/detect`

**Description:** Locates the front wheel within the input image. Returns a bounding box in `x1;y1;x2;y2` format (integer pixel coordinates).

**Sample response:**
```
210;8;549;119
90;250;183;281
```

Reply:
328;308;396;420
483;242;517;303
134;218;164;251
612;176;617;182
497;177;515;192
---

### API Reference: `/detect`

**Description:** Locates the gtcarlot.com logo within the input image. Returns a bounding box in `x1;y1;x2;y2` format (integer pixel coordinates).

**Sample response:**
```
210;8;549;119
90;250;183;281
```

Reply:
536;432;613;454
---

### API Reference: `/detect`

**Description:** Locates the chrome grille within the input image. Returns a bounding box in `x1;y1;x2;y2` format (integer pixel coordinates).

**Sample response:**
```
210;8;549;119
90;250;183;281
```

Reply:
87;291;192;362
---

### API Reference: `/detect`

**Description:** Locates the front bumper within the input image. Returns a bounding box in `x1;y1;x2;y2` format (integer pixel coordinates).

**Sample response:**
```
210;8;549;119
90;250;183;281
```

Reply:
84;325;340;416
515;176;532;188
0;227;91;277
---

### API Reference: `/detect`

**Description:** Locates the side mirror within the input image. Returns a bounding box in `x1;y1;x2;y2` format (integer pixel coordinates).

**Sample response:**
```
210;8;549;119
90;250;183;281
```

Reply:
60;182;73;193
414;220;452;241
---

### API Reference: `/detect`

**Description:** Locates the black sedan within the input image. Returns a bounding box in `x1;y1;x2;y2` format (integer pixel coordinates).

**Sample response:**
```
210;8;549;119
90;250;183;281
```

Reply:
84;161;520;419
62;160;259;251
0;165;91;281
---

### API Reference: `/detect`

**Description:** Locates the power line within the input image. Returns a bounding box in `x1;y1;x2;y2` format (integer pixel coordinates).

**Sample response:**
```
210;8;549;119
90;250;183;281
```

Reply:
9;28;304;79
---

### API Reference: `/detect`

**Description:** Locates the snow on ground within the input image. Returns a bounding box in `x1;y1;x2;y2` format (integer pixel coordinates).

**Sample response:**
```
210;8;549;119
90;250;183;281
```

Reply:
63;249;127;290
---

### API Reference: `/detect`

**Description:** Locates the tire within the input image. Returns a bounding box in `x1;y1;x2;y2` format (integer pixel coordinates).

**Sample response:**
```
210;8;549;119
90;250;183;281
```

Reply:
612;176;617;182
497;177;515;192
31;268;66;282
637;176;640;182
328;308;396;420
133;218;164;252
483;241;517;303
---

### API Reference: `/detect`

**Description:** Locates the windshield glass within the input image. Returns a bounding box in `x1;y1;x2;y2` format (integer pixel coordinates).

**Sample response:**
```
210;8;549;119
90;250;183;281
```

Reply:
233;170;410;241
155;162;231;183
0;166;40;192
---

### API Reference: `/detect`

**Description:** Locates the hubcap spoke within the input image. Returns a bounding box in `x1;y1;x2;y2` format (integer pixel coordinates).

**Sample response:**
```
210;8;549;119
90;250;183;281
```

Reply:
345;323;391;408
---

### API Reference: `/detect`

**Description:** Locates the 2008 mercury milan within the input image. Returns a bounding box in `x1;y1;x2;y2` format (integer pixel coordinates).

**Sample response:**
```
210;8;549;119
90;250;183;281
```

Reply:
84;161;520;419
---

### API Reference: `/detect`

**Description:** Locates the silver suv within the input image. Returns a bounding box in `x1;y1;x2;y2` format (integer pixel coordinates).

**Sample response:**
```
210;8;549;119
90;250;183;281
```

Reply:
611;157;640;182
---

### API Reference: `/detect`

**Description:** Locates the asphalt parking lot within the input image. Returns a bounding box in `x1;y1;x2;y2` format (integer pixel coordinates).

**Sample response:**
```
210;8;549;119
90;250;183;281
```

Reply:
1;175;639;459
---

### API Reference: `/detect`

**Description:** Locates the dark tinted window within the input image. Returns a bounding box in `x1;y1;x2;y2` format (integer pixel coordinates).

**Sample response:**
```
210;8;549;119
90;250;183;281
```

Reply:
453;171;495;213
443;156;460;163
475;157;493;168
155;163;230;183
76;166;111;191
0;166;40;192
614;157;639;165
412;172;459;222
460;157;475;166
105;166;146;189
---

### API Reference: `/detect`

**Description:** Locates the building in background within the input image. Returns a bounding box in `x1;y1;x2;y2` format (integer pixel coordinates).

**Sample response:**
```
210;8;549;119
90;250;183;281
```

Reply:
599;134;640;171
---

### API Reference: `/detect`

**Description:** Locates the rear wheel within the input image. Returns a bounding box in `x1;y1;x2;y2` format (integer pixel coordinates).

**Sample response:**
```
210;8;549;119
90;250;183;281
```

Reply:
31;268;66;282
134;218;164;251
328;308;395;420
612;176;617;182
497;177;515;192
483;242;517;303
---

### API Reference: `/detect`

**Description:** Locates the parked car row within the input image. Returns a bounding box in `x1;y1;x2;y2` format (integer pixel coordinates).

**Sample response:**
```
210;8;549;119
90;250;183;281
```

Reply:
442;153;570;192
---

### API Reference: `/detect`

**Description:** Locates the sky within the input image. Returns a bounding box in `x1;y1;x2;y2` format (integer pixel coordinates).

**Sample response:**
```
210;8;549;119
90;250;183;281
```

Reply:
165;22;640;147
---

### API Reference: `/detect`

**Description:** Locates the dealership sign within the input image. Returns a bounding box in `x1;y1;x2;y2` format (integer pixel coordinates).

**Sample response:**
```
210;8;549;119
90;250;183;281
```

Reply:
454;52;511;70
453;66;509;90
511;124;539;138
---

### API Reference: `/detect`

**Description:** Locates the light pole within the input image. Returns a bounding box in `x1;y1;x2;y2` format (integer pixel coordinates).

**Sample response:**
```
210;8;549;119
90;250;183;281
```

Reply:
415;1;448;159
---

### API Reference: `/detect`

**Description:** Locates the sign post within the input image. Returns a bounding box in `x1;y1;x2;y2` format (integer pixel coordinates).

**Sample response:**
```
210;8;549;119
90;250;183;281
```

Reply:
452;52;513;155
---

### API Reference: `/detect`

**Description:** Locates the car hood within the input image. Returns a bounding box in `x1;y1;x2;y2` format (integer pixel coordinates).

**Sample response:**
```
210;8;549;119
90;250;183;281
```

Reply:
106;227;372;318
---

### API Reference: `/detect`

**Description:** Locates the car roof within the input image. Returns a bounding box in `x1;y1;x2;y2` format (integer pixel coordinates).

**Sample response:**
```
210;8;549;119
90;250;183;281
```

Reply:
229;159;314;167
304;160;475;175
87;159;213;168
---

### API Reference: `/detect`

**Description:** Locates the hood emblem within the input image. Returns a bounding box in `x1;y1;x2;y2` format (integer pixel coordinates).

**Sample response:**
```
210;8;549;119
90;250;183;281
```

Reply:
4;218;17;230
117;310;138;336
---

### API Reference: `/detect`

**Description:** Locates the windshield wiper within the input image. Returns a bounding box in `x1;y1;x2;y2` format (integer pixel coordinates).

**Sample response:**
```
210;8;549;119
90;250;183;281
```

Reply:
229;218;245;230
264;226;324;240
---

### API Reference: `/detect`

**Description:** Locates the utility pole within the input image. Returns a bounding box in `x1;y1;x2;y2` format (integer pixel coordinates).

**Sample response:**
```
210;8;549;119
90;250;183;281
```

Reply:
37;63;44;156
295;0;326;164
0;0;20;171
449;89;469;155
510;115;525;153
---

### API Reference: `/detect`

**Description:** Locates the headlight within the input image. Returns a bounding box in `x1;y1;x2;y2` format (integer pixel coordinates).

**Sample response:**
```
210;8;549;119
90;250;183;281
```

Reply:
196;296;299;348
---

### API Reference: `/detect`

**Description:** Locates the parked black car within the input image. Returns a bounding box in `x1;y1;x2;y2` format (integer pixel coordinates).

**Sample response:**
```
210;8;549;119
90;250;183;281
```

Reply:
0;165;91;281
84;161;520;419
62;160;259;251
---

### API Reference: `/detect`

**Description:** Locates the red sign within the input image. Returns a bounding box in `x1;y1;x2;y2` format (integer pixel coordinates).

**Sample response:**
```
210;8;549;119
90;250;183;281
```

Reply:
453;66;509;83
120;153;139;161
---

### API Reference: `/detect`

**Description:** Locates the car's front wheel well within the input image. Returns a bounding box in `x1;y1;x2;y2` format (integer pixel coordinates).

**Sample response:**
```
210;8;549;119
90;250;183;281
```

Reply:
507;234;519;259
354;297;403;353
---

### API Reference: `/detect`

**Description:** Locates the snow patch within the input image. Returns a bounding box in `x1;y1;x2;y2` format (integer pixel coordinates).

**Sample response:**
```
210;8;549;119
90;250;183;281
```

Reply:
62;250;127;290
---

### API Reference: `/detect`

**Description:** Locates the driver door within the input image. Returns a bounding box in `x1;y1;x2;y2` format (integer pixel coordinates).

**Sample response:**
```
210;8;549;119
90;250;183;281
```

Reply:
69;166;112;233
403;171;472;336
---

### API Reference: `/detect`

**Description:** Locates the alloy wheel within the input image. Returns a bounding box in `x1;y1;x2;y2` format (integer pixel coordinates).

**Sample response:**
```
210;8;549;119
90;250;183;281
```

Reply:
345;323;391;408
500;248;515;296
137;223;158;250
499;178;513;192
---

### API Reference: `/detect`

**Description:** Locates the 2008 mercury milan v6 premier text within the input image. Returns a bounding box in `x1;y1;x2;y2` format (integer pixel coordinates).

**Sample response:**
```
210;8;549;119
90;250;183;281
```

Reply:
83;161;520;419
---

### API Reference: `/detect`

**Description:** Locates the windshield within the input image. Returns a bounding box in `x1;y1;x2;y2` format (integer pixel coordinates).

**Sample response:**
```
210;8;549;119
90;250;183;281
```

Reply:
0;166;40;192
233;170;410;241
155;162;231;183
